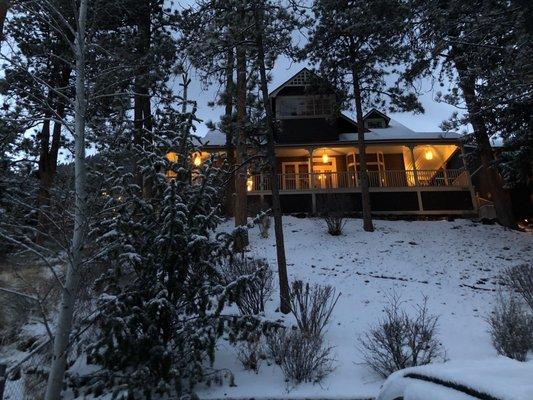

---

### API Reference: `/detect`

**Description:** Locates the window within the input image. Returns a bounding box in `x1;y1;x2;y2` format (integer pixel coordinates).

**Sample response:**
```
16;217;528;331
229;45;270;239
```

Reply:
277;96;333;118
365;119;386;129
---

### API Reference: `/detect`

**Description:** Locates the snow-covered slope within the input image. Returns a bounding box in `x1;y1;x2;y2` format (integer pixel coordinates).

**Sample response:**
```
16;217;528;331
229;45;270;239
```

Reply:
198;218;532;399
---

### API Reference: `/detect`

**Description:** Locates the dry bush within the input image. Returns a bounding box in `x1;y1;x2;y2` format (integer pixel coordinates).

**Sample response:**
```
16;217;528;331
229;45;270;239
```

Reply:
489;291;533;361
290;280;340;338
235;331;265;373
359;295;444;378
258;214;271;239
221;257;273;315
320;194;349;236
502;264;533;311
266;328;334;384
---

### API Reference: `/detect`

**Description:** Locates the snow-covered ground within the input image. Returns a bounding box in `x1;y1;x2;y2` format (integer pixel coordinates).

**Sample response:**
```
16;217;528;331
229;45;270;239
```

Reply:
198;217;533;400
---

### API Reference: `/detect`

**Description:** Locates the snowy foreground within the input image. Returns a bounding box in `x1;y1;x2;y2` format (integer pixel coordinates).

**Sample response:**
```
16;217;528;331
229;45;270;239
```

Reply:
198;217;533;400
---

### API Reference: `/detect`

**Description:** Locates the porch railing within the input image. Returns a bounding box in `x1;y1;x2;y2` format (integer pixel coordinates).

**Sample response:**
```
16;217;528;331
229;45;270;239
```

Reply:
248;169;470;192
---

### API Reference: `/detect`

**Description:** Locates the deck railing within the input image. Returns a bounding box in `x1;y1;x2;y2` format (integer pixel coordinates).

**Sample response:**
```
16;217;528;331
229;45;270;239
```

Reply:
248;169;470;192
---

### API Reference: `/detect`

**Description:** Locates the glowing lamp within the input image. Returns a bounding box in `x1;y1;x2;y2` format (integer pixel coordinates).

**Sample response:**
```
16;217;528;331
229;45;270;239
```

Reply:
166;152;178;163
424;149;433;160
322;151;329;164
246;177;253;192
193;154;202;167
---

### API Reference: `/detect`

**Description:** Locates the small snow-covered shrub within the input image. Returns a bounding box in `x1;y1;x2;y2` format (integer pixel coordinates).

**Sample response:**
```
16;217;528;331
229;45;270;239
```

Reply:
258;213;271;239
359;295;444;377
324;214;345;236
320;194;348;236
222;257;273;315
266;328;334;384
236;331;265;373
502;264;533;311
489;291;533;361
290;280;340;338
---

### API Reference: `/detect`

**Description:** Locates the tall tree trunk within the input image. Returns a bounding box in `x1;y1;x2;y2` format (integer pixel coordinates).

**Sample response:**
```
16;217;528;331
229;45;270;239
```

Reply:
133;5;153;197
252;4;290;313
351;67;374;232
45;0;88;398
452;51;516;228
233;42;249;251
0;0;8;43
36;64;71;243
223;48;236;217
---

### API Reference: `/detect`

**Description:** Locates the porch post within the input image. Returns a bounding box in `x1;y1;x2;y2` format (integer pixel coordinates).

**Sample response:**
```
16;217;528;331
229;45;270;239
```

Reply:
308;147;315;189
460;144;478;213
408;145;423;211
408;145;420;186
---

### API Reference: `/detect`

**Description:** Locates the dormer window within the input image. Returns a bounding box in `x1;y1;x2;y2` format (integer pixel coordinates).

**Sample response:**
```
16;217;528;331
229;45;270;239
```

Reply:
365;118;387;129
277;95;333;119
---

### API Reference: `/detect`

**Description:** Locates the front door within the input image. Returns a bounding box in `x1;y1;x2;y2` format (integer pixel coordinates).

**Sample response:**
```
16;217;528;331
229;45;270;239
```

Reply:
312;157;337;189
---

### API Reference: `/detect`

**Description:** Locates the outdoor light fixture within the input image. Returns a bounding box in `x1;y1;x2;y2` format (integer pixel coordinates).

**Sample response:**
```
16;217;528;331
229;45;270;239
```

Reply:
322;150;329;163
246;177;253;192
193;154;202;166
166;152;178;162
424;149;433;160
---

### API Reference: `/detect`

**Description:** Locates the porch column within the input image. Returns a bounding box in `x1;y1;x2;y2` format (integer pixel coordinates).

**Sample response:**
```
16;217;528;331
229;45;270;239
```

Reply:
408;145;420;186
460;144;478;213
308;147;315;189
408;145;423;211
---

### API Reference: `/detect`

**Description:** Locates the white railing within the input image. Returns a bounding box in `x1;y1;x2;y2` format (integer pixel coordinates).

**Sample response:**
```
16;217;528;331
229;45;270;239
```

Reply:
247;169;470;192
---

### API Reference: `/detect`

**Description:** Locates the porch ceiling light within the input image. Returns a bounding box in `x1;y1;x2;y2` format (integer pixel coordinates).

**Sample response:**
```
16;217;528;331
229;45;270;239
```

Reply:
193;154;202;167
322;150;329;163
424;149;433;160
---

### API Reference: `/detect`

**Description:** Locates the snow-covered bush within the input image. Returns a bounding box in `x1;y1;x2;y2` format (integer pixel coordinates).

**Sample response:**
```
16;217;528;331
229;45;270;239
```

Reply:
290;280;340;338
220;257;273;315
502;264;533;311
266;327;335;384
77;113;271;398
236;331;265;373
258;213;271;238
489;291;533;361
359;295;444;377
320;194;348;235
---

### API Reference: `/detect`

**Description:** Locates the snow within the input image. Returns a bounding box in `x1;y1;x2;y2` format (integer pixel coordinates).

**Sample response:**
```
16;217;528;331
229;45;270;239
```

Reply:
197;217;532;399
378;358;533;400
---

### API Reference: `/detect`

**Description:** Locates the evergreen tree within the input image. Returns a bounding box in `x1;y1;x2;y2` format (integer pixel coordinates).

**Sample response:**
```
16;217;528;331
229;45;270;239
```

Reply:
304;0;422;232
404;0;531;227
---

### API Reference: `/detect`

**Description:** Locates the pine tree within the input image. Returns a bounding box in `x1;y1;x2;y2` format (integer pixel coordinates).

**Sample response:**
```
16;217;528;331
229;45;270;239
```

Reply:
305;0;422;232
404;0;529;227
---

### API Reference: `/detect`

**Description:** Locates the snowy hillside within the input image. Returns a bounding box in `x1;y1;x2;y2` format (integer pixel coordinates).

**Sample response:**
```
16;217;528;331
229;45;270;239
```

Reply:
198;217;533;399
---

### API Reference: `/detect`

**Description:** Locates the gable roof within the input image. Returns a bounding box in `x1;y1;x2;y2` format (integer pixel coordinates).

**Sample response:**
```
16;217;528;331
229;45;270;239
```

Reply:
269;67;331;98
364;108;391;124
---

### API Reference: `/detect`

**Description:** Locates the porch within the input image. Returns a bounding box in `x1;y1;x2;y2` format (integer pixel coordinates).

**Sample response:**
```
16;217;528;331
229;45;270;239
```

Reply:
247;143;477;215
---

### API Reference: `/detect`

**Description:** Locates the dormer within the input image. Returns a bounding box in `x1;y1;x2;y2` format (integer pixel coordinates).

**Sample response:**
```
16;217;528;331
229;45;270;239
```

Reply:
270;68;336;120
363;109;391;129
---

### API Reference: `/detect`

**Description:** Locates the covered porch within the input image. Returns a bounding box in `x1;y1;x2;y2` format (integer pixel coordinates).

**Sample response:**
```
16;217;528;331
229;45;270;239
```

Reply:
247;143;476;215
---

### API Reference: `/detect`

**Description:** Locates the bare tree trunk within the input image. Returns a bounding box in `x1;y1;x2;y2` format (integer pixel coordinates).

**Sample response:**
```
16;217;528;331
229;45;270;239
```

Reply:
0;0;8;43
351;67;374;232
233;42;249;251
252;4;290;313
452;52;516;228
224;48;236;217
44;0;87;398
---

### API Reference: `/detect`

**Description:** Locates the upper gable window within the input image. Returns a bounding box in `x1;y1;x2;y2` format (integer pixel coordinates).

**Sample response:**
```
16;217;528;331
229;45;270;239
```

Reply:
277;95;333;119
365;118;387;129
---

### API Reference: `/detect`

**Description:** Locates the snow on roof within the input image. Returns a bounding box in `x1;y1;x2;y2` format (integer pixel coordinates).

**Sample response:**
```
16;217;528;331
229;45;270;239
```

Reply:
339;118;462;142
193;129;226;147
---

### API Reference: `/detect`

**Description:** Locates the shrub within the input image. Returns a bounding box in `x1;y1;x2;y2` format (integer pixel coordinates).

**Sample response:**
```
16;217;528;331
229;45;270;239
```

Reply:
502;264;533;311
290;280;340;338
359;295;444;377
222;257;273;315
320;194;349;236
266;328;334;384
258;213;271;239
489;291;533;361
236;331;265;373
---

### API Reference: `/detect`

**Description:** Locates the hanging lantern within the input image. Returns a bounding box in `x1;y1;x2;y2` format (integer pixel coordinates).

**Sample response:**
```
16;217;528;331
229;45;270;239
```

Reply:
166;152;178;163
424;148;433;160
322;149;329;164
193;154;202;166
246;177;254;192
